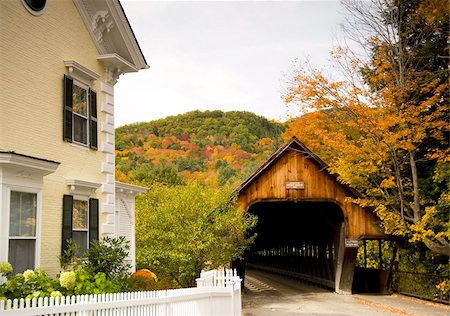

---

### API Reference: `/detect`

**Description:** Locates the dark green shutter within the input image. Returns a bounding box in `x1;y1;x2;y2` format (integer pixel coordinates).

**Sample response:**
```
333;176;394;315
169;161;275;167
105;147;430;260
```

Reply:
89;89;98;150
63;75;73;142
62;195;73;253
89;198;99;245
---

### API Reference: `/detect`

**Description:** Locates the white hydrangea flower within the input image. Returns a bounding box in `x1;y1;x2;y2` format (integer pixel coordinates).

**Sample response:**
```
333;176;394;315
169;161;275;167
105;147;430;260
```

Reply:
59;271;76;290
50;291;63;298
23;269;37;282
0;262;12;275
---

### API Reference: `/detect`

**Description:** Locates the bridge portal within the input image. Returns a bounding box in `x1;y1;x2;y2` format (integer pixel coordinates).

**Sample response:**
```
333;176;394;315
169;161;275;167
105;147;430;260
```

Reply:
234;137;385;294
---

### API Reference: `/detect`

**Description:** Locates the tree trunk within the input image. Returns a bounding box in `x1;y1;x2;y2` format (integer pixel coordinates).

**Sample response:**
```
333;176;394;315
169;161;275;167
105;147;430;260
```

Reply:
409;151;421;222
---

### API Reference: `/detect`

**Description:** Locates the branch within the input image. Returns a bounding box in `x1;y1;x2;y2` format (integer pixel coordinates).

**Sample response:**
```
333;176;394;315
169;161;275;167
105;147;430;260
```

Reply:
423;238;450;257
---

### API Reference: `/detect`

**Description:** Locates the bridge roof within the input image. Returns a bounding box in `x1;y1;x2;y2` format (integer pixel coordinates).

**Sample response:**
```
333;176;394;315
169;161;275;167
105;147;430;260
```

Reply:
233;136;361;198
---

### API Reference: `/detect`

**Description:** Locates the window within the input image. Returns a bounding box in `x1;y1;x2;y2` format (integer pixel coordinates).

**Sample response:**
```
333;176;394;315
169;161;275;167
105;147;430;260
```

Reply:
22;0;47;15
72;200;89;255
0;152;59;273
63;75;97;149
62;195;98;255
8;191;37;273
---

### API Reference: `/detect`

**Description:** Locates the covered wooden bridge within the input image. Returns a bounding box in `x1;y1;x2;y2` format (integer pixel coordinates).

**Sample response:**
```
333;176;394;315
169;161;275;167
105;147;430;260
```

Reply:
234;137;385;294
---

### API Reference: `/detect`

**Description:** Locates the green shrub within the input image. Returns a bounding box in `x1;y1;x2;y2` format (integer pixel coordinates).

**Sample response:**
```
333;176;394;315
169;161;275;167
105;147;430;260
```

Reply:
1;237;133;300
82;236;131;283
0;269;59;300
59;270;121;295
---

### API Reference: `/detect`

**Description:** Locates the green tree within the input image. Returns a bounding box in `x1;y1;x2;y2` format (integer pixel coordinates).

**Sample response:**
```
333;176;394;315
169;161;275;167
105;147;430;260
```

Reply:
135;183;256;287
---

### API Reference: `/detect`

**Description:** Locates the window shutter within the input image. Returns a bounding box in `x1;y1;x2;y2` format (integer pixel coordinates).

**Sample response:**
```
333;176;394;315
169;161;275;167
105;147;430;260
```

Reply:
62;195;73;253
89;89;98;150
63;75;73;142
89;198;99;245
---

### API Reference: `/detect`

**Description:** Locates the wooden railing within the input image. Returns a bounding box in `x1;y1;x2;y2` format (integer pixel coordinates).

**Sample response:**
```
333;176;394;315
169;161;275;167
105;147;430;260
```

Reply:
392;271;449;304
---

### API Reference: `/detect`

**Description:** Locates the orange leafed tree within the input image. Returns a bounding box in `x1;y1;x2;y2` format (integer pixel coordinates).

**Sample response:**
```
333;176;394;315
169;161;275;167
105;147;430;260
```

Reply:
283;0;449;255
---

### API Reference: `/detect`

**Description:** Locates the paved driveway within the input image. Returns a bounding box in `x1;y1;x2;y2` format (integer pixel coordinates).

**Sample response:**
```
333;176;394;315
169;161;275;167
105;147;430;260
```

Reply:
242;269;449;316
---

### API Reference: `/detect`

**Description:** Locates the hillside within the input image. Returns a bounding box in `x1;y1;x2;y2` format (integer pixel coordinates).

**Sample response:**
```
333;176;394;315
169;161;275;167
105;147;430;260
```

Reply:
115;110;285;186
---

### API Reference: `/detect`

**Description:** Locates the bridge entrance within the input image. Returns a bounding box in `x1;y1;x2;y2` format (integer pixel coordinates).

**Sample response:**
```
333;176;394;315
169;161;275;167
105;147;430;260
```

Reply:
246;201;344;290
234;137;386;294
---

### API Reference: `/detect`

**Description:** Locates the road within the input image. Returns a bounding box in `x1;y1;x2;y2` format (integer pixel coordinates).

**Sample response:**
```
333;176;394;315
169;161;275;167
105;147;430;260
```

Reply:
242;269;449;316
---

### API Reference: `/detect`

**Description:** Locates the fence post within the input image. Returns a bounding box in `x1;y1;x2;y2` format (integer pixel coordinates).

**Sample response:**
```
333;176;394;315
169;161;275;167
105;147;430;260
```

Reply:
233;270;242;316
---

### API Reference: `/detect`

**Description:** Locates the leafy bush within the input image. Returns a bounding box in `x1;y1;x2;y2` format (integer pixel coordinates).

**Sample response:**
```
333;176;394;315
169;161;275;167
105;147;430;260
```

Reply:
128;269;158;291
1;236;134;300
0;269;59;300
59;239;82;270
59;270;121;295
136;183;256;287
82;236;131;283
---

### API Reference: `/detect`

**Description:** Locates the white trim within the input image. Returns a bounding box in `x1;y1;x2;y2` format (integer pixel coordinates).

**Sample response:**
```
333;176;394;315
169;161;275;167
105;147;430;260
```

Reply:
0;152;59;176
106;1;148;70
66;179;101;198
115;182;148;196
0;152;58;267
1;183;42;272
97;53;138;73
64;60;100;85
72;0;148;71
97;54;138;85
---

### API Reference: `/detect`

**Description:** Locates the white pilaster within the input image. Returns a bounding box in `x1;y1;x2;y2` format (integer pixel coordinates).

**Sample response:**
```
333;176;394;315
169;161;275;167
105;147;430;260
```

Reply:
100;81;116;238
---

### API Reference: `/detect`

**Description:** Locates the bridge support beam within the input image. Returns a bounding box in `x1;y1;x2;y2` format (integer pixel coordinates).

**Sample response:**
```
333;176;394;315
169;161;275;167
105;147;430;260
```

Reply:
334;223;358;294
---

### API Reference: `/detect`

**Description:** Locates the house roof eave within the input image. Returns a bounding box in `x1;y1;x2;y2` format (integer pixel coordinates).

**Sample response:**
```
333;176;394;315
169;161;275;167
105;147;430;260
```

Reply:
73;0;149;73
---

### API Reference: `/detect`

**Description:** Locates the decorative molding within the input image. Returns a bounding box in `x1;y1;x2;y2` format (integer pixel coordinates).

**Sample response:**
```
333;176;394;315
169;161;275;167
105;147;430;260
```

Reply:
115;181;148;197
66;179;101;197
105;67;121;85
118;198;133;221
105;1;149;71
64;60;100;85
72;0;149;72
15;170;32;180
97;54;138;85
92;10;114;44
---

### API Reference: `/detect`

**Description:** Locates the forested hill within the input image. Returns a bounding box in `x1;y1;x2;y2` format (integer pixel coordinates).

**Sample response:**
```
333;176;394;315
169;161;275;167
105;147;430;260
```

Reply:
115;110;285;186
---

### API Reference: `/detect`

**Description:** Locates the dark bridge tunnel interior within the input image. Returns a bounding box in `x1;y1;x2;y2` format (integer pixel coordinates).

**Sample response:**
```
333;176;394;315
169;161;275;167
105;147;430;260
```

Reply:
244;201;345;290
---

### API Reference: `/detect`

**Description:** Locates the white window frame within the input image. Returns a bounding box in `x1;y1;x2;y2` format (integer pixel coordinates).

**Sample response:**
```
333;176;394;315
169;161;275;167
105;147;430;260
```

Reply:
0;152;59;271
5;186;42;272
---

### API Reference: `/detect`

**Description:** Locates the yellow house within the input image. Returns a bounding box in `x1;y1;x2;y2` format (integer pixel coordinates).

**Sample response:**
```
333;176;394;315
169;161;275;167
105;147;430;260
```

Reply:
0;0;148;275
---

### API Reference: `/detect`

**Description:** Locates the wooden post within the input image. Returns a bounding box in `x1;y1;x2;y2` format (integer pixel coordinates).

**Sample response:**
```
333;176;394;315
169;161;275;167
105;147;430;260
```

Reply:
378;239;382;270
363;239;367;268
334;223;358;294
386;242;398;292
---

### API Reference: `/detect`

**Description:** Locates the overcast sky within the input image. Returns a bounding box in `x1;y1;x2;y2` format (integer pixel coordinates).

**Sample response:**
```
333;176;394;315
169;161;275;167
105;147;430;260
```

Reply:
115;0;347;127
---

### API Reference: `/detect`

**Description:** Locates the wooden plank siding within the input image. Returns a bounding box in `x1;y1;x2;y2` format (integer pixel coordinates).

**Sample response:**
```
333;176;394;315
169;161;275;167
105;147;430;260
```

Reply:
235;137;383;239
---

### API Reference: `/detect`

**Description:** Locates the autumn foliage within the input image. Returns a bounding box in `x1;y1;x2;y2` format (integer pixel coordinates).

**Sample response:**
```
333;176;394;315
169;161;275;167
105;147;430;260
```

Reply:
283;0;449;256
115;110;284;187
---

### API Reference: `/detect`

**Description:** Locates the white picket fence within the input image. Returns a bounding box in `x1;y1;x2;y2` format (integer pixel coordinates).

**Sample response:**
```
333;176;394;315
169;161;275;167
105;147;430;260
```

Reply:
0;269;241;316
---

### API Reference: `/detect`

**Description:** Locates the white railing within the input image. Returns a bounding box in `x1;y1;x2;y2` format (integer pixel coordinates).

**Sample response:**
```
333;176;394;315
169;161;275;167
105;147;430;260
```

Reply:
0;269;241;316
